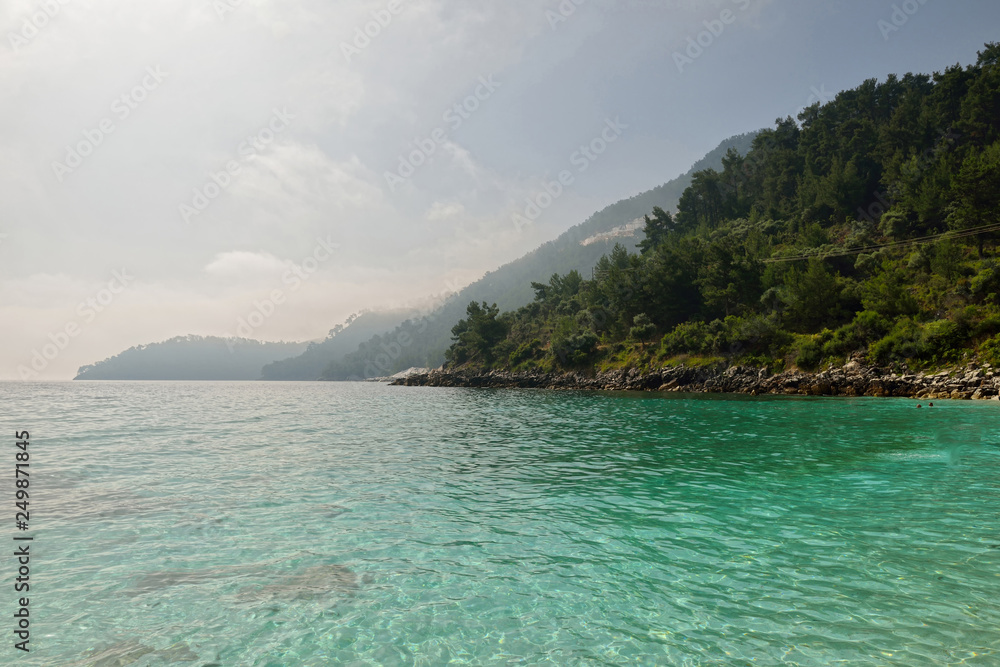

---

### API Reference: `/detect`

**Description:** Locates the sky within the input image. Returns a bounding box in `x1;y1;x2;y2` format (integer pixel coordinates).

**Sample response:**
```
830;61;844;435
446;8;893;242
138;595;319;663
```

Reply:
1;0;998;380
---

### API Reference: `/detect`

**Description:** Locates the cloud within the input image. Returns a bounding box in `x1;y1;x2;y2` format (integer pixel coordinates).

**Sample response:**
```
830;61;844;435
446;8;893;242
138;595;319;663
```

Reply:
424;200;465;222
232;144;385;215
203;251;288;278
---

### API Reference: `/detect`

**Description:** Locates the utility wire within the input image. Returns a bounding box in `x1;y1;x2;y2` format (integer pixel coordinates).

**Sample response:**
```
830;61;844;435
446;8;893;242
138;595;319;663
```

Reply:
764;222;1000;263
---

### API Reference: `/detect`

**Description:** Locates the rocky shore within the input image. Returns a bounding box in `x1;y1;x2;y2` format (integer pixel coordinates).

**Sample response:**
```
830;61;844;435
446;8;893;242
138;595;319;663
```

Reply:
391;361;1000;401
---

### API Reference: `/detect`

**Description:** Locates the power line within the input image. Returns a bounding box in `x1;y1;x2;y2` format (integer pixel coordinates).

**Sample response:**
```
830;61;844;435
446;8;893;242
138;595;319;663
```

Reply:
763;222;1000;263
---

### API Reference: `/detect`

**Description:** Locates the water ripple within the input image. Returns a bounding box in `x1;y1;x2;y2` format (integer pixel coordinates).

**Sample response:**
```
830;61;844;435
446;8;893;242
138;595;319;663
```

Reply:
1;382;999;665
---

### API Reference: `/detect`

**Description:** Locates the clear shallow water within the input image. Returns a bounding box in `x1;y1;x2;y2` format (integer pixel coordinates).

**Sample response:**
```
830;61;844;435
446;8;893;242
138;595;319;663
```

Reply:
2;382;1000;666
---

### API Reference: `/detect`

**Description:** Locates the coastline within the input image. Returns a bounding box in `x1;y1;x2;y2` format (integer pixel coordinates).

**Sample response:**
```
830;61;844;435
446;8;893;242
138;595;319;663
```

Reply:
391;362;1000;401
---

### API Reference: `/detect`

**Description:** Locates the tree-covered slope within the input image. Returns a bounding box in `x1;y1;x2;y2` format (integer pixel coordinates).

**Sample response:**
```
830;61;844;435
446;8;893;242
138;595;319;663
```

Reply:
442;45;1000;375
260;309;422;380
74;336;310;380
316;132;758;380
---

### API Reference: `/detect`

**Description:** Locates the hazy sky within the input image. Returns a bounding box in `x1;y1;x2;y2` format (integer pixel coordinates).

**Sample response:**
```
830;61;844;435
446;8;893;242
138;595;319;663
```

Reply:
1;0;997;380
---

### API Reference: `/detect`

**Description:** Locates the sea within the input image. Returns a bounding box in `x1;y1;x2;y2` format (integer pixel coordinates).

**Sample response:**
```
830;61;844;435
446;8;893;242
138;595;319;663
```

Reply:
2;381;999;665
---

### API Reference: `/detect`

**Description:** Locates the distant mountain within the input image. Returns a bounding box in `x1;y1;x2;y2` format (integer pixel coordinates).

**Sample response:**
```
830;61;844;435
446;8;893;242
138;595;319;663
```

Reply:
74;336;310;380
316;131;759;380
260;309;423;380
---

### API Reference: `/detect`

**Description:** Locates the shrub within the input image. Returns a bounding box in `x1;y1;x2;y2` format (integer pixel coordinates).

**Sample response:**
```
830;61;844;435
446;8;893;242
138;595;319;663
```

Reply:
861;264;919;318
930;240;965;280
971;266;1000;297
823;310;892;357
509;339;542;366
659;321;716;356
795;337;823;370
869;318;923;364
551;331;599;367
628;313;656;345
922;319;964;360
724;314;792;356
979;334;1000;366
973;311;1000;337
878;207;913;238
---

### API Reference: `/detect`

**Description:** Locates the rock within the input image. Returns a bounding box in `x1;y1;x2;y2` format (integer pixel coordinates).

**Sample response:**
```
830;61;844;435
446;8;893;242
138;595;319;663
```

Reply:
390;362;1000;402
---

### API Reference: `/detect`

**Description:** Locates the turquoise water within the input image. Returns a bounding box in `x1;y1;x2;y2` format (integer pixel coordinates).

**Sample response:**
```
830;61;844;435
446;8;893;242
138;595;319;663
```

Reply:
2;382;1000;665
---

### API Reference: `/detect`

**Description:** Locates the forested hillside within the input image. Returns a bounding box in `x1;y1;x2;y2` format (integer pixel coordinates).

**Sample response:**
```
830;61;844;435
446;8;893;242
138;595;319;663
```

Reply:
317;132;757;379
260;309;422;380
443;45;1000;374
74;336;309;380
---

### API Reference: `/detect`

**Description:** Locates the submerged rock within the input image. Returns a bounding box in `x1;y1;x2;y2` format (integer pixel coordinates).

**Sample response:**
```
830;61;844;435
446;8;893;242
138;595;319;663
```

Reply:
125;568;231;596
67;640;155;667
68;640;201;666
151;642;200;662
236;563;359;602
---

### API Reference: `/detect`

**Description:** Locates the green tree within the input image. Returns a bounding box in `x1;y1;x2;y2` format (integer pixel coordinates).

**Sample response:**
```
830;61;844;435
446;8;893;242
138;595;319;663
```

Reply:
637;238;703;331
629;313;656;350
696;239;762;319
861;263;919;319
637;206;674;254
675;169;727;231
446;302;510;366
781;259;845;332
948;141;1000;255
